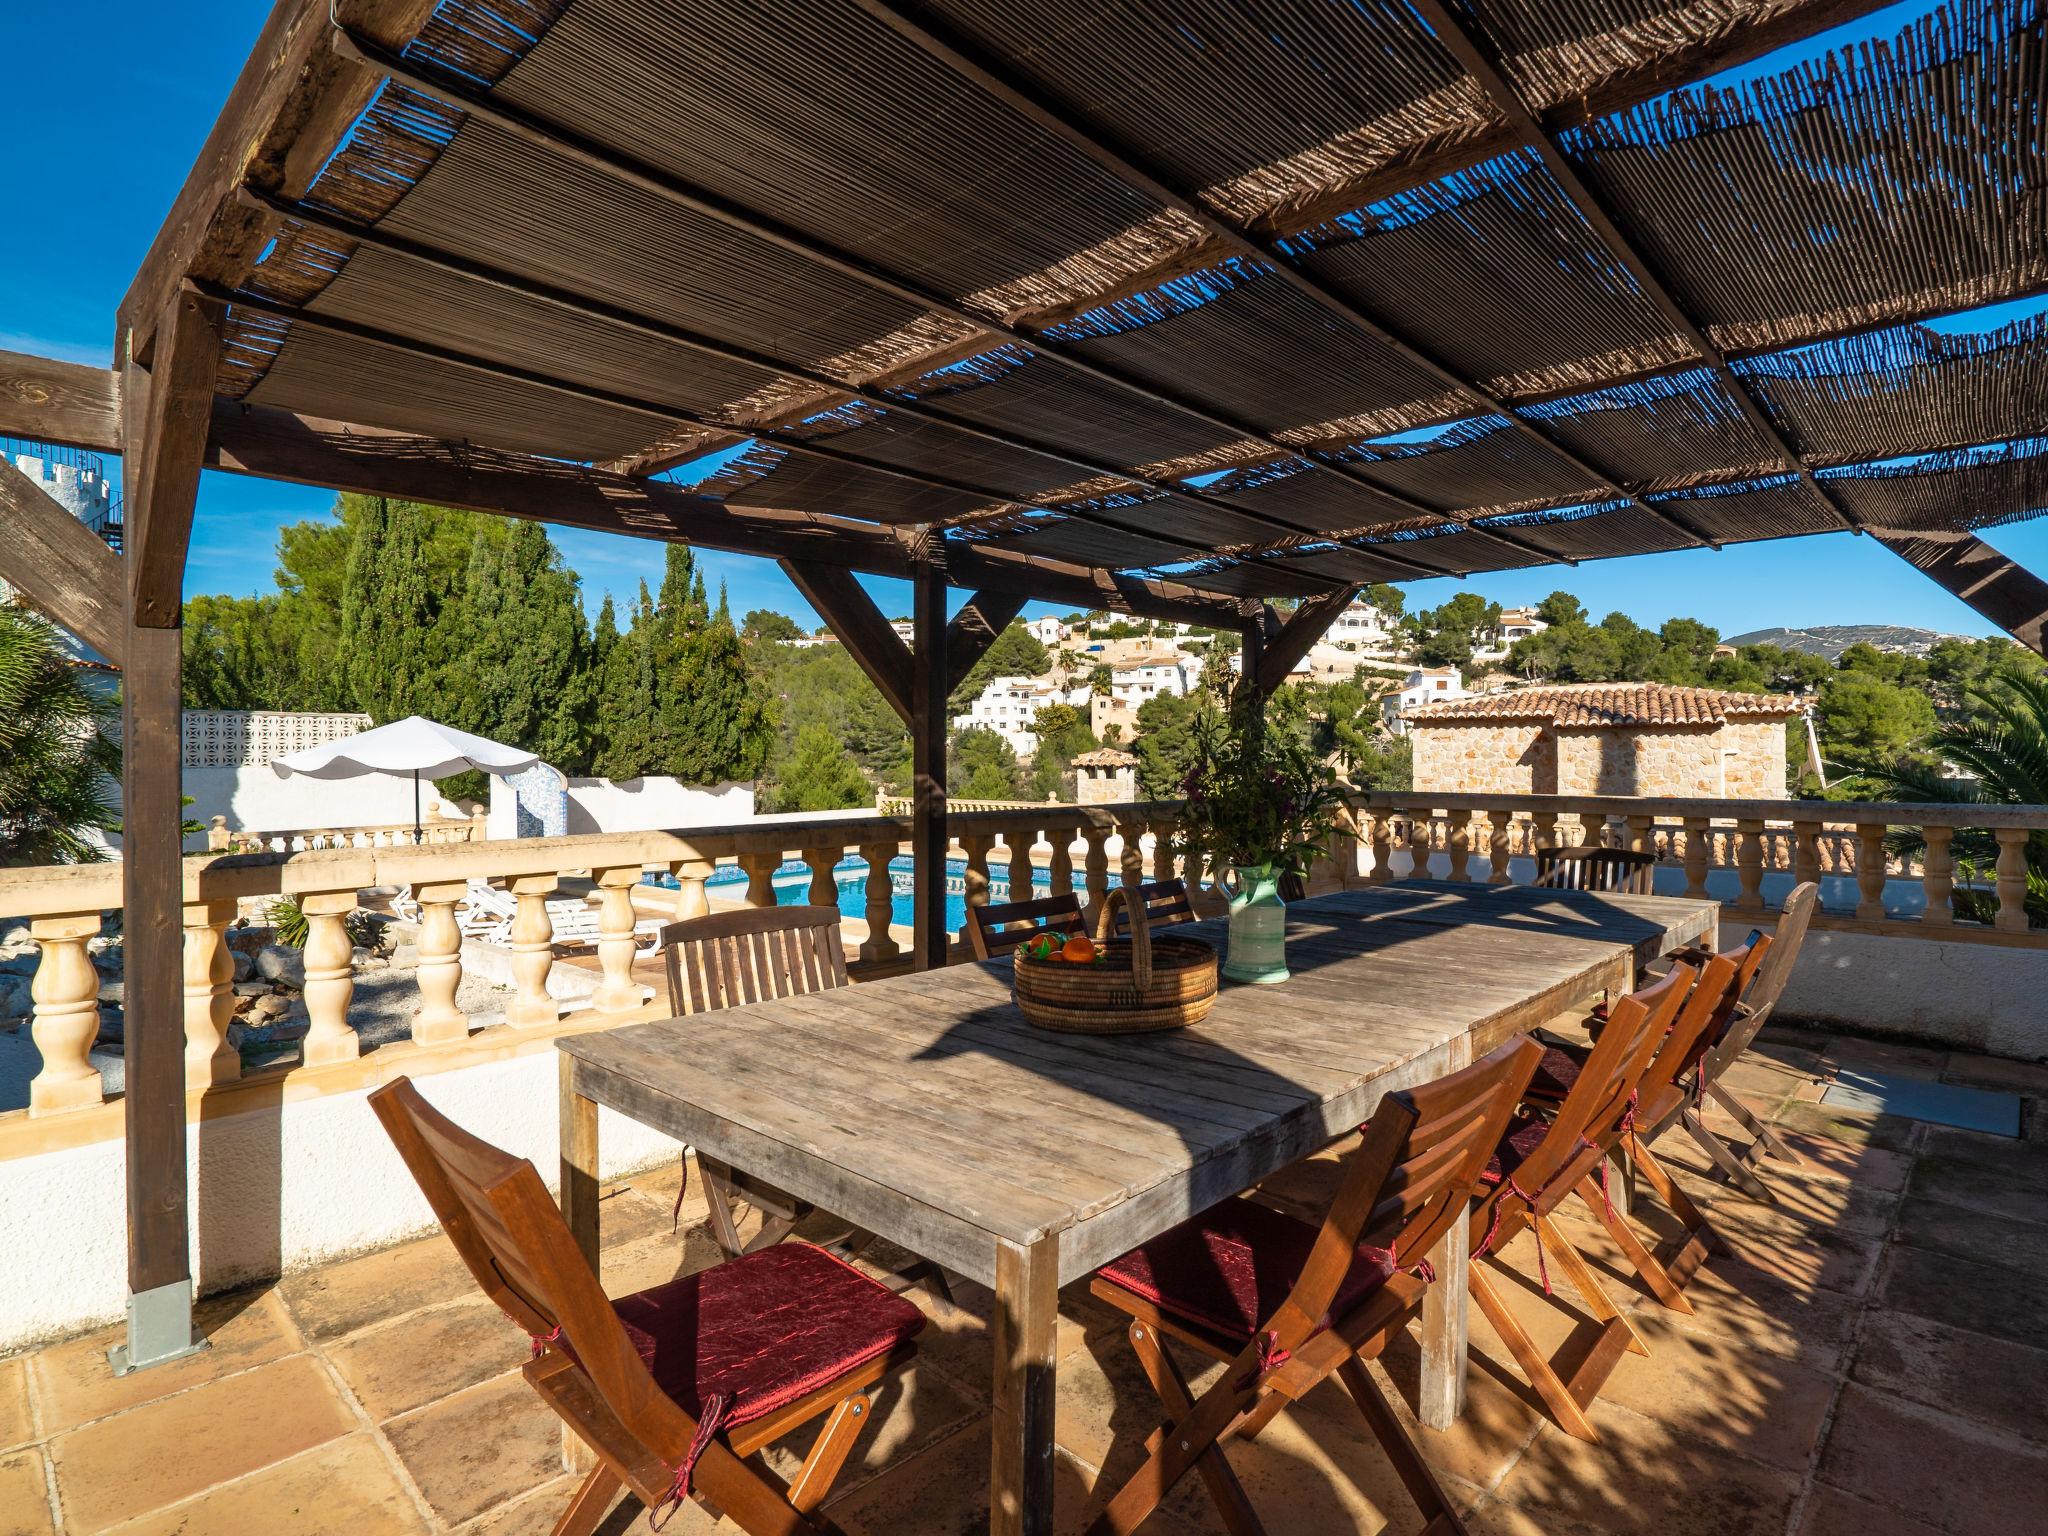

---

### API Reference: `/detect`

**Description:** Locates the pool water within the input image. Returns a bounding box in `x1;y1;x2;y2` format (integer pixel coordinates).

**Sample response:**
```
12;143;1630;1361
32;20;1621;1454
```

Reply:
651;856;1054;935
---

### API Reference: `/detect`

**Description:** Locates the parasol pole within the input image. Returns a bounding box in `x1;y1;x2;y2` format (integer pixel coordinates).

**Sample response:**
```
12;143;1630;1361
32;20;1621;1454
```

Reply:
413;769;423;845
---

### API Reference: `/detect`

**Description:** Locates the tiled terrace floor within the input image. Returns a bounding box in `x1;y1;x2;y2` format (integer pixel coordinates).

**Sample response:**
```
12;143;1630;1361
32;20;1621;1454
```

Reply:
4;1024;2045;1535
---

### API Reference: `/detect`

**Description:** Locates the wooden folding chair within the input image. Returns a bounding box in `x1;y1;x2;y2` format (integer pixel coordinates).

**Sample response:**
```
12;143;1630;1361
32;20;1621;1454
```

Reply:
1083;1035;1544;1536
658;906;950;1299
1676;882;1819;1202
370;1077;922;1536
1532;844;1656;894
1526;945;1764;1308
1108;878;1197;934
660;906;848;1258
962;890;1086;960
1466;964;1693;1441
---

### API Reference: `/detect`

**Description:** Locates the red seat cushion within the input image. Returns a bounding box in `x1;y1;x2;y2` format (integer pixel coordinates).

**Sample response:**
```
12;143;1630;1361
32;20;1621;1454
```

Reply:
1478;1114;1553;1186
612;1241;924;1429
1095;1196;1398;1342
1524;1039;1590;1101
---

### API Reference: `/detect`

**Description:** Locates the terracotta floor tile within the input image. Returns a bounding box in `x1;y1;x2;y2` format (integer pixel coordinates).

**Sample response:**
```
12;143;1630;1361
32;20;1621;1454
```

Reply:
324;1301;531;1422
1368;1331;1546;1489
1796;1485;1948;1536
1771;1100;1922;1157
1852;1309;2048;1444
1592;1314;1835;1472
1879;1245;2048;1352
98;1435;425;1536
1816;1384;2048;1534
449;1476;633;1536
1821;1037;1951;1079
0;1360;35;1453
825;1422;1105;1536
31;1291;300;1434
1655;1251;1862;1372
381;1372;560;1528
597;1225;726;1301
0;1449;53;1536
761;1357;983;1500
48;1356;352;1533
280;1237;473;1343
1495;1412;1801;1536
1939;1051;2048;1095
1892;1193;2048;1276
1767;1127;1914;1189
1908;1147;2048;1227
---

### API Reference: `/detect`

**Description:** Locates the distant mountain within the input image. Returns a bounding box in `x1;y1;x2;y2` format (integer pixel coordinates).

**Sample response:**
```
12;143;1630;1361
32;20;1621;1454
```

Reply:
1724;624;1972;660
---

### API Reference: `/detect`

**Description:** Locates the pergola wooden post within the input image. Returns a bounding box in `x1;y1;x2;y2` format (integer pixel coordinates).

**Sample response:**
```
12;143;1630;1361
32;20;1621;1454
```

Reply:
910;533;951;968
106;290;222;1372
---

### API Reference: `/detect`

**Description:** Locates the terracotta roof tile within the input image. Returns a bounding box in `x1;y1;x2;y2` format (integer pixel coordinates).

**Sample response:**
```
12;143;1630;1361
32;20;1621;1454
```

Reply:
1402;682;1802;727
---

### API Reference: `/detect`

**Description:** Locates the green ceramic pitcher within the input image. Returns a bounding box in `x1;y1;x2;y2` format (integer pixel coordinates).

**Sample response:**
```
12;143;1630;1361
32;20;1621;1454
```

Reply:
1221;862;1289;984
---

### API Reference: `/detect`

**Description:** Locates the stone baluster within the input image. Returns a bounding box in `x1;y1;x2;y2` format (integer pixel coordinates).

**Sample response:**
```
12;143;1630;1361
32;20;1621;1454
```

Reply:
1118;816;1147;892
1486;810;1513;885
1082;822;1111;918
1008;830;1037;904
28;912;103;1115
1920;825;1953;928
411;880;470;1046
804;844;841;908
1625;813;1655;858
739;852;780;908
960;835;994;918
1994;828;2030;934
672;858;714;920
184;898;239;1088
1681;817;1711;899
1446;812;1472;883
1046;826;1076;899
1792;819;1822;892
1733;819;1766;914
300;890;361;1065
1854;826;1889;921
1530;811;1558;873
505;876;559;1030
859;842;901;965
1149;819;1176;884
1366;809;1392;885
591;866;646;1017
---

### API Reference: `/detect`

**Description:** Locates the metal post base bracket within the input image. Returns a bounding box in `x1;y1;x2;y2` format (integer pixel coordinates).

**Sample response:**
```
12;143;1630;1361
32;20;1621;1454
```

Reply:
107;1278;208;1376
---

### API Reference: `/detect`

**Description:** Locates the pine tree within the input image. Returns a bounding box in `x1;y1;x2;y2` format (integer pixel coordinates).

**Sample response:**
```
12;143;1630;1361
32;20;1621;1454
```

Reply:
774;724;868;811
452;521;593;769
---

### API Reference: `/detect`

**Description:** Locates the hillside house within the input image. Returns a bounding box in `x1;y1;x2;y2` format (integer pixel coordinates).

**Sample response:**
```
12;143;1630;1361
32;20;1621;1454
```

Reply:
1405;682;1803;797
1382;667;1468;735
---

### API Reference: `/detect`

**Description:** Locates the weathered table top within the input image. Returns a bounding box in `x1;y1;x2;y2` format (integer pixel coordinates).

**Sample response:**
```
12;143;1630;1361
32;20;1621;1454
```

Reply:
559;880;1716;1287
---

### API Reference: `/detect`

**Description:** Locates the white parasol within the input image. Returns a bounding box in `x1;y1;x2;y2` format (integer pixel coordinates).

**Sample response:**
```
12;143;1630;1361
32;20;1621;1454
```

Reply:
270;716;539;842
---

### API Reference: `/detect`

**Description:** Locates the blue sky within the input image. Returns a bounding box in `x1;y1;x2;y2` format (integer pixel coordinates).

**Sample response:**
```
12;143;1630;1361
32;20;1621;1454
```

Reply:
8;0;2043;639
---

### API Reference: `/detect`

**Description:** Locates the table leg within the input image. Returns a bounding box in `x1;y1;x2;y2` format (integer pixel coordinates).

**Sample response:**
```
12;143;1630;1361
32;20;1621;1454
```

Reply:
992;1234;1059;1536
557;1054;599;1473
1418;1205;1470;1431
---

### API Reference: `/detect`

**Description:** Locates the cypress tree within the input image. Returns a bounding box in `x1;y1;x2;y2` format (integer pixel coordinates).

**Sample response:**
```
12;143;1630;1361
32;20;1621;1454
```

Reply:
453;521;593;769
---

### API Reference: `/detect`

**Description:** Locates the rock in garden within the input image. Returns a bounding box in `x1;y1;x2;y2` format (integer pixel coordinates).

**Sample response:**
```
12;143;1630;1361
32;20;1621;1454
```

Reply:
251;992;294;1022
0;953;37;979
0;978;30;1019
255;946;305;988
232;950;255;983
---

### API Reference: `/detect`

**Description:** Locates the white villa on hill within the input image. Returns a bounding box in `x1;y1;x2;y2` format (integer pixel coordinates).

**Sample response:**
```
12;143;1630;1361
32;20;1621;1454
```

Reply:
953;674;1073;754
1327;597;1402;654
1382;666;1468;736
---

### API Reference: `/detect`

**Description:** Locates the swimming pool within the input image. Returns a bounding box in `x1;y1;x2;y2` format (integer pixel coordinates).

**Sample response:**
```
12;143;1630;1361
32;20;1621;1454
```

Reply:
650;856;1054;935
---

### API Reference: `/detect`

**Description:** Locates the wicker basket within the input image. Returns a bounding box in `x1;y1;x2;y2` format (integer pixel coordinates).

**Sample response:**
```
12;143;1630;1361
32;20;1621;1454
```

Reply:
1012;888;1218;1034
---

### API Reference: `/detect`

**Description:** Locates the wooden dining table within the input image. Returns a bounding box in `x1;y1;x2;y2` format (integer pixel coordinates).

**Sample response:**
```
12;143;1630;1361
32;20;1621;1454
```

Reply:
556;878;1718;1535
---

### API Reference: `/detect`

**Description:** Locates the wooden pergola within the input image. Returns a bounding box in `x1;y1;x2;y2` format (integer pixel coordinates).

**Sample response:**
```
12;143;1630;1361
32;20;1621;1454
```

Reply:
0;0;2043;1375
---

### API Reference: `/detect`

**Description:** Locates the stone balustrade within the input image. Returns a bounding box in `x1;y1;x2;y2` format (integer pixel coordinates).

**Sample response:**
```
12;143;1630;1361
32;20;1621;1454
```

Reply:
3;793;2042;1126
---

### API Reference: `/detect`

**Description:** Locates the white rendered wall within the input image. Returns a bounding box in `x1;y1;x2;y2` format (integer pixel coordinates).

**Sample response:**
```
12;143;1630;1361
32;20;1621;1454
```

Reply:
488;775;755;838
0;1047;683;1352
181;765;439;847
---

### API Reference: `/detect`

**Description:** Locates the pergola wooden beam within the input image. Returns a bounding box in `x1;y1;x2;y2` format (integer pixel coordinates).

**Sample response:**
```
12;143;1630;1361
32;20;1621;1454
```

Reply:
946;592;1029;696
0;348;122;453
1874;529;2048;655
129;293;225;627
1409;0;1862;537
0;460;126;657
779;561;917;724
1254;585;1361;697
847;0;1716;556
909;534;949;969
117;0;441;363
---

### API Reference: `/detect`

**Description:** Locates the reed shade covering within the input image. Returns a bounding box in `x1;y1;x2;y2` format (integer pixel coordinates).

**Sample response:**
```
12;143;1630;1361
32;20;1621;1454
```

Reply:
210;0;2048;599
1010;888;1220;1034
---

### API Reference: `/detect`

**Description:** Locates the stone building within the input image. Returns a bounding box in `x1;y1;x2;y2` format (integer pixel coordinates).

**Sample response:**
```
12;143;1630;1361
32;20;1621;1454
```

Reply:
1404;683;1802;798
1073;745;1140;805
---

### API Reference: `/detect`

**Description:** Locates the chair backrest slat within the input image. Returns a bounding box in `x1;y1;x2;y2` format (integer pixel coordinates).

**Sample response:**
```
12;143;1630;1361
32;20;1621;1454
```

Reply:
1110;879;1197;934
659;905;850;1015
963;891;1087;959
1533;845;1656;895
1700;881;1814;1080
1273;1036;1544;1339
